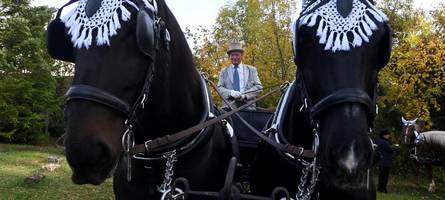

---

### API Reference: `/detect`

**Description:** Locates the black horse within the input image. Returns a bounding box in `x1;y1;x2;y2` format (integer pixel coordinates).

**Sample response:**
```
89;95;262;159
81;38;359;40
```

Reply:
250;0;392;199
47;0;234;199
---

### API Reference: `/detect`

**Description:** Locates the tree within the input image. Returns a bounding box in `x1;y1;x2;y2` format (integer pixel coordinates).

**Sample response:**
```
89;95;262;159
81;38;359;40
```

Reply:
0;0;62;144
188;0;298;108
375;0;445;132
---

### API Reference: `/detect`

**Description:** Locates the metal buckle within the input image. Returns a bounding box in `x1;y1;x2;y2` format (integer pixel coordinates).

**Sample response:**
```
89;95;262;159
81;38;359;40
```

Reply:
144;140;153;154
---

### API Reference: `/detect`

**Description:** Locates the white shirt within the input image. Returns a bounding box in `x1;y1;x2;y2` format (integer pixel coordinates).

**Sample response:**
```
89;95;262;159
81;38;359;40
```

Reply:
231;63;245;92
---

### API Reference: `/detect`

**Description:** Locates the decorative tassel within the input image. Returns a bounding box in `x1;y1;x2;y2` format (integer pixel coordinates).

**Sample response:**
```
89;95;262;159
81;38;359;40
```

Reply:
357;27;369;42
65;13;77;28
319;23;328;44
109;19;117;36
308;14;318;27
362;21;372;36
60;0;134;49
121;6;131;21
368;9;383;22
352;30;362;47
97;27;104;45
300;14;312;26
316;21;324;37
84;29;93;49
364;14;377;30
341;33;350;51
325;32;334;50
61;7;77;23
332;33;341;52
126;1;139;11
113;12;121;29
152;0;158;12
103;25;110;45
74;28;87;49
374;8;388;21
70;23;81;43
144;0;155;12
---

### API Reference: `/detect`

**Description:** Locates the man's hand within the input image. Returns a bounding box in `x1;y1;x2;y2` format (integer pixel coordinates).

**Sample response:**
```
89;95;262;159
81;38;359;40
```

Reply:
230;90;242;99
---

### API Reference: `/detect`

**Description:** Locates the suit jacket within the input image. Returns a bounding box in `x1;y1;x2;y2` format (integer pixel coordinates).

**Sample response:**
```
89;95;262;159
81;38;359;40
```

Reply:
217;64;263;109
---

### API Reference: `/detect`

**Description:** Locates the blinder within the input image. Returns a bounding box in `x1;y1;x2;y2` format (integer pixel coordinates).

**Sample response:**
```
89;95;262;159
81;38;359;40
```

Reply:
136;1;159;60
46;0;78;63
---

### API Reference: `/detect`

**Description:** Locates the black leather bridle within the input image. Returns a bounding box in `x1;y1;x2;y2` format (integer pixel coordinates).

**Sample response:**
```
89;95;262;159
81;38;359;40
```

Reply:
296;70;376;131
64;0;165;127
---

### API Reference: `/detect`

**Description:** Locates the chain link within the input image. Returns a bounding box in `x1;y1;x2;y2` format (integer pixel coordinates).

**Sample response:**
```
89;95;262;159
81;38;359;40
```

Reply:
159;150;178;199
295;129;320;200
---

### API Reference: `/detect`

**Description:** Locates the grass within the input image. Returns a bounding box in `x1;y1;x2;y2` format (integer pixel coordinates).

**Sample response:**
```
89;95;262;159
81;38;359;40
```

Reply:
377;171;445;200
0;143;444;199
0;143;113;200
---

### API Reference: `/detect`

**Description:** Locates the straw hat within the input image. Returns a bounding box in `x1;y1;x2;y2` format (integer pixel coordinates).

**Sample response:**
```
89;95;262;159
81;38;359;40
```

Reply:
227;42;244;55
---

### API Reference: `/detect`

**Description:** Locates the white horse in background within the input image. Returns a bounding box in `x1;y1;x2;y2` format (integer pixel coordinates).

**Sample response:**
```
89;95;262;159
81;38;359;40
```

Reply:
401;117;445;192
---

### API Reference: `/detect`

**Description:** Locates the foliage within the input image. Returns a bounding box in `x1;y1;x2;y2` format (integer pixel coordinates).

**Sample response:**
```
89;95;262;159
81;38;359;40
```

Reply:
0;0;64;144
372;0;445;175
187;0;298;108
375;0;445;131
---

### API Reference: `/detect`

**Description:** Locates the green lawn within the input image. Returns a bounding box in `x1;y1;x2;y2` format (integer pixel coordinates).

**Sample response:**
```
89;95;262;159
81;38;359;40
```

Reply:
0;143;444;199
0;143;113;200
377;171;445;200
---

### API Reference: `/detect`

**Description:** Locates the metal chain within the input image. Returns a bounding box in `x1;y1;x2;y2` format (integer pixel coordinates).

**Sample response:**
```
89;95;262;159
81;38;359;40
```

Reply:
159;150;178;199
295;159;320;200
295;128;320;200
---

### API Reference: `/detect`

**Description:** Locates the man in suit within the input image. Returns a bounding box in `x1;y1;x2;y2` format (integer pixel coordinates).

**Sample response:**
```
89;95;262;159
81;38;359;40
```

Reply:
218;42;263;110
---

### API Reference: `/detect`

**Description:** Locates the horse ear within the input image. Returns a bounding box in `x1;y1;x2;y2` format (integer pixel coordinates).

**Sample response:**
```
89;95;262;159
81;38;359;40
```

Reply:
401;116;407;124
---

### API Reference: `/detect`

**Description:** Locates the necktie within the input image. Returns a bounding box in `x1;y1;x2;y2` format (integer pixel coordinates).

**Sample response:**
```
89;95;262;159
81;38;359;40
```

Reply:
233;65;240;91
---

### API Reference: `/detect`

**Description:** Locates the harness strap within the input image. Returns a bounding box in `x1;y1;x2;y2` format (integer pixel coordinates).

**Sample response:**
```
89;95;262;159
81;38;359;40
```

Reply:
130;84;282;155
65;85;131;115
206;79;315;159
311;88;373;117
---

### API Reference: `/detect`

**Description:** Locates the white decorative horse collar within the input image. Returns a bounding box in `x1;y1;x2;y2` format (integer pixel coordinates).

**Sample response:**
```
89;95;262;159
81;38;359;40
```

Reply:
297;0;388;52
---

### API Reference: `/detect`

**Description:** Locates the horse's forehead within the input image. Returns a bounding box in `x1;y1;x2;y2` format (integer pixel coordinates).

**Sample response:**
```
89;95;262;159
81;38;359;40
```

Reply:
61;0;139;49
86;0;103;17
295;0;388;53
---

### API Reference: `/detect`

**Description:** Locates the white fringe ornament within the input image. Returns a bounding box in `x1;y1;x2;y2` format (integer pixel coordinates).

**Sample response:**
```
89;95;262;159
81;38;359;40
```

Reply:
61;0;139;49
297;0;388;52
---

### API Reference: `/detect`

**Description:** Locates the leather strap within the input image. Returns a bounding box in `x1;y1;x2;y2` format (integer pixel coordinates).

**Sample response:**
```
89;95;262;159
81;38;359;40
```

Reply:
207;80;314;159
130;84;282;155
311;88;372;117
65;85;131;115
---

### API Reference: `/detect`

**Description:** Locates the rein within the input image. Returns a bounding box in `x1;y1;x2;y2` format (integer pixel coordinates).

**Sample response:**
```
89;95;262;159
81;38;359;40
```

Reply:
129;81;283;156
206;78;315;159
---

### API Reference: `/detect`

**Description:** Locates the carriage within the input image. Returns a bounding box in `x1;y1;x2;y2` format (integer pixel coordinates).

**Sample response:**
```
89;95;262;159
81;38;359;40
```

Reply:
46;0;392;199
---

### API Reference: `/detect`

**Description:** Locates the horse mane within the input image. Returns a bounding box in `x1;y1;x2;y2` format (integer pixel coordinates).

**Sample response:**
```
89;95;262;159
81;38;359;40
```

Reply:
156;0;195;72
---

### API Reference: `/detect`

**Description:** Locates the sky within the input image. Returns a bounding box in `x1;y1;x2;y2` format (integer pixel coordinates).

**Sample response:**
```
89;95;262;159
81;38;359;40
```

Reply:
31;0;445;32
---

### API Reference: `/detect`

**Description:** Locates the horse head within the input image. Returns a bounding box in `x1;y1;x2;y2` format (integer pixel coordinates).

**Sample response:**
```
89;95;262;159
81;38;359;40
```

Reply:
294;0;392;192
47;0;197;185
401;117;419;145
